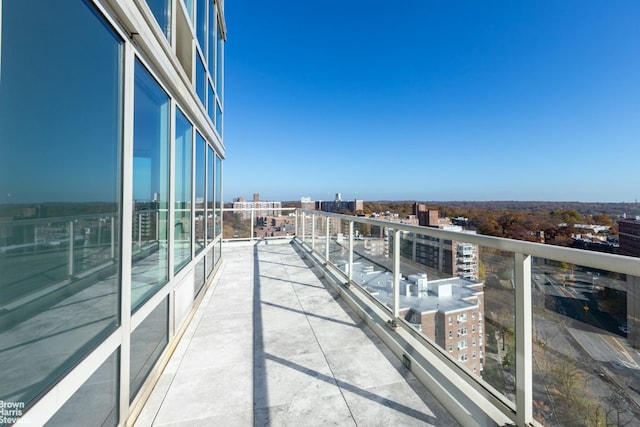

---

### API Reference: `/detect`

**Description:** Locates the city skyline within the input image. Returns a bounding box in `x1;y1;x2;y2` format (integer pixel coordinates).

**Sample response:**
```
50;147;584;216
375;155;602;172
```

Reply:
224;1;639;203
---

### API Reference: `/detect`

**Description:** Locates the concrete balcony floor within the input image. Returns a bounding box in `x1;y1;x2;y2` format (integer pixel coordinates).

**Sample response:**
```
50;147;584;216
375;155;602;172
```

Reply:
134;241;459;426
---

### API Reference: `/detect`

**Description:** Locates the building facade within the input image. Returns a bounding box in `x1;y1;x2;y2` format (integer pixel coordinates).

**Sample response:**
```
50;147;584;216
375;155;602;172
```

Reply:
619;218;640;258
0;1;225;425
346;263;485;376
404;207;480;280
317;193;364;214
232;194;282;220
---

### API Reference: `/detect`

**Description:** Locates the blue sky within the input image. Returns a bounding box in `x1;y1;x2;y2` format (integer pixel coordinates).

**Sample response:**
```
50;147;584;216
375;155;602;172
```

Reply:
223;0;639;203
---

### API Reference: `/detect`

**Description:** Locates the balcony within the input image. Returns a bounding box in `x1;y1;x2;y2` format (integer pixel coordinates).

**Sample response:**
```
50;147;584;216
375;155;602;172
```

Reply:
133;241;459;426
133;209;640;426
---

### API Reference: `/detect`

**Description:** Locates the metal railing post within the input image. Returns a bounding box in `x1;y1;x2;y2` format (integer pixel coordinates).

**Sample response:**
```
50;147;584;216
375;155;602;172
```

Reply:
515;252;532;426
391;229;401;328
348;220;354;286
68;220;74;277
325;216;330;262
251;208;255;241
301;211;306;244
311;213;316;251
294;210;298;238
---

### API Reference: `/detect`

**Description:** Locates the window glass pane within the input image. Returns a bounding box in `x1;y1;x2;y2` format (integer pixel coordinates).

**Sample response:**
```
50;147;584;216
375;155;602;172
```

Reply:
206;247;214;277
130;297;169;401
215;155;222;237
196;55;206;106
132;60;170;310
183;0;193;22
208;1;216;78
45;349;119;427
194;256;205;298
216;238;222;266
0;0;122;410
195;133;206;255
146;0;171;38
216;21;223;98
207;146;215;244
215;100;222;136
207;82;215;123
196;0;207;53
174;109;192;273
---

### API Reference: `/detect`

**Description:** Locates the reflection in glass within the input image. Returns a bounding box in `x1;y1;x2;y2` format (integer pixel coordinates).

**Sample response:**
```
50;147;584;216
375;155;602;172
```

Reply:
174;109;192;273
146;0;171;38
183;0;193;22
207;82;215;123
216;18;223;99
196;55;206;106
208;0;216;78
0;0;122;410
132;60;170;310
194;256;205;298
206;247;214;277
45;350;119;427
215;100;222;136
130;297;168;401
195;133;206;255
196;0;206;52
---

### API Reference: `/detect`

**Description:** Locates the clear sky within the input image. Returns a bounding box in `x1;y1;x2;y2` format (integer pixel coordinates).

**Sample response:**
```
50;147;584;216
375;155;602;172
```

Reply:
223;0;639;203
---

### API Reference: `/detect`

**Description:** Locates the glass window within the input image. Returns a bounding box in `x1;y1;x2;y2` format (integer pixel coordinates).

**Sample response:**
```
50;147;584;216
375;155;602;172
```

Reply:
206;247;214;277
183;0;194;22
207;82;215;123
45;350;119;427
132;60;170;310
206;145;215;244
215;100;222;136
174;109;192;273
182;0;193;23
194;134;206;255
194;257;205;298
196;0;207;53
208;1;216;78
196;55;206;106
215;16;223;98
0;0;122;410
130;298;169;401
146;0;171;38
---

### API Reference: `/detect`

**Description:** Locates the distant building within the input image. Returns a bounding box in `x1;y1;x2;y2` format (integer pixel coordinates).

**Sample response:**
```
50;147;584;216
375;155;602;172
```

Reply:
404;206;480;280
254;216;295;238
232;193;282;220
300;196;315;210
317;193;363;214
619;218;640;258
344;262;485;376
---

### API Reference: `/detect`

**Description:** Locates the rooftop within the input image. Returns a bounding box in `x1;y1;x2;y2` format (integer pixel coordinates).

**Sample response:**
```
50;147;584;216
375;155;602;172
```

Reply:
346;261;483;314
134;242;459;426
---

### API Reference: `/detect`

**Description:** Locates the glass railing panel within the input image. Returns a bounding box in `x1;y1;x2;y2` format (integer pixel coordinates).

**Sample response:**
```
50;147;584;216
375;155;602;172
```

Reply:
530;259;637;426
308;215;331;257
346;224;393;310
327;217;346;265
222;210;251;239
392;231;495;384
478;247;516;402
